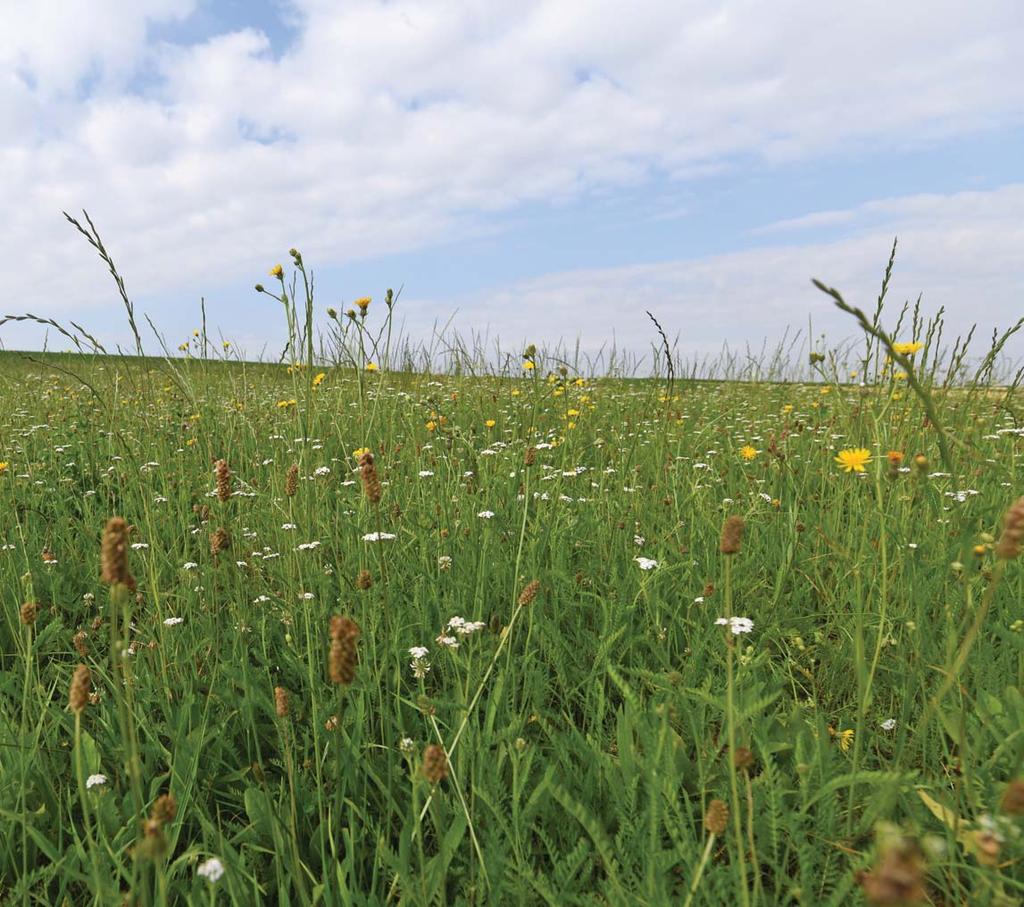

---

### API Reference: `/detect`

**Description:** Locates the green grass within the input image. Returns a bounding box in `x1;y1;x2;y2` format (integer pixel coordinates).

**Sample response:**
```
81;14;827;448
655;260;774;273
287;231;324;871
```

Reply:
2;247;1024;905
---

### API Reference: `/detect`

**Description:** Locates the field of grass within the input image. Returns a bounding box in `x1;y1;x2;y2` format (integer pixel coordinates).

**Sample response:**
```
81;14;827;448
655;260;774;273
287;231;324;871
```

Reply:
3;246;1024;905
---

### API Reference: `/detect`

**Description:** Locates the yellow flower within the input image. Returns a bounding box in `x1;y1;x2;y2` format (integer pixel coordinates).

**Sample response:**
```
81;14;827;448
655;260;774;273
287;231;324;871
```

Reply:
365;362;378;372
819;386;831;395
0;462;8;473
782;404;794;414
523;360;535;371
511;389;521;397
892;341;923;356
276;398;297;408
485;419;496;428
355;296;371;313
312;372;326;387
574;378;585;387
834;448;872;473
887;450;904;466
740;445;758;461
566;409;580;418
352;447;370;460
270;264;283;278
193;329;200;337
222;341;230;350
838;729;854;752
185;438;198;447
425;420;437;432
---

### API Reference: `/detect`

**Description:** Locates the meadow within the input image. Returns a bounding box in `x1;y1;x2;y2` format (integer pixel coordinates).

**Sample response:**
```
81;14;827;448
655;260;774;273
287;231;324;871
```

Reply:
3;238;1024;906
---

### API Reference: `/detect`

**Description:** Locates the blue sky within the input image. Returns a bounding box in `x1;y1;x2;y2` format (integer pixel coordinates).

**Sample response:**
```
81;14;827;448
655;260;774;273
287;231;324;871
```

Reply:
2;0;1022;365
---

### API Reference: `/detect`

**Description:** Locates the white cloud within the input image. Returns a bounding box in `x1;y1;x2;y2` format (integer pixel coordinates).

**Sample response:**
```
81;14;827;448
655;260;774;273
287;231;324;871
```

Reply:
1;0;1022;352
399;184;1024;367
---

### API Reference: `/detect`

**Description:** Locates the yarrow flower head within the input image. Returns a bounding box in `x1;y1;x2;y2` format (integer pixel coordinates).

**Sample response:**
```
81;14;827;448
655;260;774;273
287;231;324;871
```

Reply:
197;857;225;883
634;556;659;571
409;646;431;679
86;773;108;789
834;448;872;473
715;616;754;635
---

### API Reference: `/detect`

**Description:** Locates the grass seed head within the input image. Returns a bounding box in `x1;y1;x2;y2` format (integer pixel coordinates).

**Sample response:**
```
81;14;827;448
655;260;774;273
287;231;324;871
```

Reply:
20;601;38;625
214;458;232;502
274;686;289;718
329;616;360;685
285;462;299;497
518;579;541;607
356;569;373;590
422;744;449;784
720;515;745;555
210;527;230;557
1001;777;1024;815
995;496;1024;560
857;838;926;906
101;516;136;590
705;799;728;836
359;451;382;504
69;663;91;713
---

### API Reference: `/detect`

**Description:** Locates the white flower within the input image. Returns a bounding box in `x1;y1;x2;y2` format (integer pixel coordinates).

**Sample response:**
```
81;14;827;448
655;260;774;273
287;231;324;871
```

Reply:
437;555;452;570
182;561;198;570
477;510;495;519
85;773;107;789
715;616;754;634
634;557;659;571
399;737;415;753
130;542;149;550
300;592;315;600
281;523;297;530
409;646;429;659
362;532;396;541
313;465;331;477
163;617;184;626
633;535;645;546
295;541;321;551
880;718;897;731
409;647;431;679
436;634;459;649
419;470;434;477
197;857;225;882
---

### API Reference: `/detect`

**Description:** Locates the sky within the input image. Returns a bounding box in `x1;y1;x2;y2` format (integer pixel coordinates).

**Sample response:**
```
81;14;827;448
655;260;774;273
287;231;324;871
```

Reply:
2;0;1023;369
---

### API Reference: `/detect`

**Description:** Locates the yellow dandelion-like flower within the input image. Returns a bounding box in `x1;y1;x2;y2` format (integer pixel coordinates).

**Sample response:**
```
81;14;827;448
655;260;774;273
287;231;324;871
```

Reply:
352;447;370;460
276;398;297;408
312;372;326;387
0;462;8;473
365;362;378;372
782;404;794;414
834;448;872;473
354;296;371;312
523;360;535;371
270;264;283;278
485;419;496;428
892;341;923;356
425;420;437;432
511;389;521;397
740;445;758;461
838;729;854;752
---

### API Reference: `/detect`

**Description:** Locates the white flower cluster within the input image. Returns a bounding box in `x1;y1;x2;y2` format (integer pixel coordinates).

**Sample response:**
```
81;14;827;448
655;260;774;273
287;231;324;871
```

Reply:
409;646;431;679
715;616;754;635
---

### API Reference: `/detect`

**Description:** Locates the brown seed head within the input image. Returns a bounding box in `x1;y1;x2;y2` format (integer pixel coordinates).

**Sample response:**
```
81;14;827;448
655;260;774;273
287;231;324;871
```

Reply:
733;746;755;771
422;743;449;784
359;451;382;504
518;579;541;607
720;515;745;555
858;841;926;906
150;793;177;826
274;686;290;718
73;630;89;657
1001;778;1024;816
285;462;299;497
705;799;729;836
995;496;1024;560
210;527;230;557
69;663;91;713
329;616;360;685
19;601;38;625
101;517;136;590
214;458;232;502
356;569;373;590
524;446;536;467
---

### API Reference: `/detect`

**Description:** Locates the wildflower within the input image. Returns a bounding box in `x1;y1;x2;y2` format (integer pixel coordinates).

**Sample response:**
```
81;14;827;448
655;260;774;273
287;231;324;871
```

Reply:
0;462;7;473
100;516;136;590
438;555;452;570
880;718;897;731
715;616;754;635
163;617;184;626
85;773;107;789
274;686;289;718
359;451;382;504
477;510;495;519
837;728;855;752
835;448;872;473
312;372;326;387
634;557;659;570
740;445;758;461
399;737;415;754
352;447;370;460
365;362;378;372
197;857;225;882
523;360;535;371
269;264;283;278
436;634;459;649
409;646;431;679
362;532;396;541
19;601;38;625
285;463;298;497
214;458;231;502
995;497;1024;559
354;296;371;314
892;341;923;356
485;419;496;428
425;420;437;432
